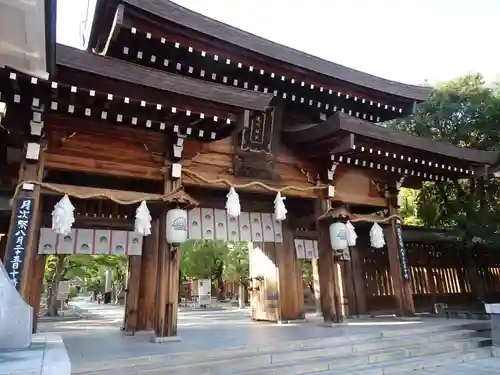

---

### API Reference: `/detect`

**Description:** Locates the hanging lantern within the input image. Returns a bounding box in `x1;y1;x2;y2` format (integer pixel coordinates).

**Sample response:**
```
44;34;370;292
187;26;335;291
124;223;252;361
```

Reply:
135;201;152;236
346;221;357;247
274;192;287;221
226;187;241;217
329;222;348;250
166;208;188;245
51;195;75;235
370;223;385;248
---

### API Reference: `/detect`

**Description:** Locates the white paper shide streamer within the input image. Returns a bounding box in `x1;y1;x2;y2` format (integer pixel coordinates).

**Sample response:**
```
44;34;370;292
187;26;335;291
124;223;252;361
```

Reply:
346;221;357;246
370;223;385;248
226;187;241;217
51;194;75;235
274;192;287;221
135;201;152;236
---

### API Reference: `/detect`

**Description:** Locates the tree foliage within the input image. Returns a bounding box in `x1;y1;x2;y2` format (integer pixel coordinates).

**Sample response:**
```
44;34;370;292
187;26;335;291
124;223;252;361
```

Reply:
389;74;500;248
180;240;226;281
43;254;128;316
222;242;249;285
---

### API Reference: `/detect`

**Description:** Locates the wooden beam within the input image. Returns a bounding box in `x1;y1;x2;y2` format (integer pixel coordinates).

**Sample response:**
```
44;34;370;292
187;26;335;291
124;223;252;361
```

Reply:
329;133;355;155
40;183;164;201
45;153;163;181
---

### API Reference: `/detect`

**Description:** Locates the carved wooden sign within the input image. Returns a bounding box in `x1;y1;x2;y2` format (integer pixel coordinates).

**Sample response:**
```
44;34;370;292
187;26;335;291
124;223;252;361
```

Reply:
241;108;275;153
234;107;280;180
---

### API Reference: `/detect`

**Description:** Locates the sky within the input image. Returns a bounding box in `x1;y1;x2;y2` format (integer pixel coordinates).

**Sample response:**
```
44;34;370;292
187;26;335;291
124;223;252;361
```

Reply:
56;0;500;86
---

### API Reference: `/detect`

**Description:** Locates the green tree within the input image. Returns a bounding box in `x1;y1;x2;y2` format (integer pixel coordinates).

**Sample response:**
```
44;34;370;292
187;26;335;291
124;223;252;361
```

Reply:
389;74;500;248
43;254;129;315
222;242;249;307
181;240;226;294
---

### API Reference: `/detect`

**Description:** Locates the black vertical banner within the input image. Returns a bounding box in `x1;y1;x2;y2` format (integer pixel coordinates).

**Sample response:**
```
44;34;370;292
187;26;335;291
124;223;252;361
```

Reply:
394;224;410;281
4;198;35;291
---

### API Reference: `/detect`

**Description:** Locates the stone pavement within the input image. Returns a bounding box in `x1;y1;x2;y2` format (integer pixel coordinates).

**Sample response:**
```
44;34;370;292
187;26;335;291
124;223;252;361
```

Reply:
37;302;500;373
408;358;498;374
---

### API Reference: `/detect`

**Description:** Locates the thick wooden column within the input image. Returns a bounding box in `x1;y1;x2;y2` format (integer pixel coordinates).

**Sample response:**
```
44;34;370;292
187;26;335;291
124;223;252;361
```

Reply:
316;198;337;322
123;255;142;334
4;140;45;304
136;218;160;331
276;222;303;321
153;178;182;341
385;194;415;316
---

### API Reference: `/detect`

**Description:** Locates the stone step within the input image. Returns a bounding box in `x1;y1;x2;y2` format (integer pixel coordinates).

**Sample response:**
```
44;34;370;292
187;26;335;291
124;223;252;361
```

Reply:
77;333;490;375
321;346;494;375
72;324;488;374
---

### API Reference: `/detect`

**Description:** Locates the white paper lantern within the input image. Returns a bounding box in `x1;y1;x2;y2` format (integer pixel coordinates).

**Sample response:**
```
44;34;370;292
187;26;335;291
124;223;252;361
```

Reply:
51;195;75;235
370;223;385;248
329;222;348;250
226;187;241;217
135;201;152;236
346;221;357;246
274;192;287;221
166;208;188;245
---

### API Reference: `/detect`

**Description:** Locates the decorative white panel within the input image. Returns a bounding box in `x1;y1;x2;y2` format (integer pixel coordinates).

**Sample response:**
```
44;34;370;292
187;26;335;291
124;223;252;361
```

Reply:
294;239;319;260
227;215;240;242
111;231;127;255
58;230;76;254
261;213;275;242
186;209;286;243
201;208;215;240
38;229;57;254
75;229;93;254
128;232;143;256
272;214;283;243
238;212;251;242
304;240;315;259
294;239;306;259
249;212;263;243
188;208;202;240
37;229;143;255
94;230;111;254
214;209;228;241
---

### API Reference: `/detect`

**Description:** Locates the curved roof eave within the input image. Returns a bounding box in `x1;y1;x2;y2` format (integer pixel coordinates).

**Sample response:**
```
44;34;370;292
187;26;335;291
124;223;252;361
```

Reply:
122;0;431;102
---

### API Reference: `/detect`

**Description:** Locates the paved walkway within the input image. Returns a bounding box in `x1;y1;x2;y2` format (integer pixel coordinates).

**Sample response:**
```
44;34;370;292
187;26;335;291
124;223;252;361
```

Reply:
37;302;500;373
409;358;498;374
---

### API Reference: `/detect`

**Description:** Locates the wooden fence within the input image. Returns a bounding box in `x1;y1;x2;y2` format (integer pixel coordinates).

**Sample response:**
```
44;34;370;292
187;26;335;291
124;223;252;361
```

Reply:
361;243;500;313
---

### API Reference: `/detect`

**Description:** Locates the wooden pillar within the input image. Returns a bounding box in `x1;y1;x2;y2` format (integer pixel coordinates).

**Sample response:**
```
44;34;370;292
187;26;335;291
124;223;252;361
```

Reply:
385;193;415;316
276;222;303;321
153;176;182;340
123;255;142;334
136;218;160;331
316;198;337;322
4;137;45;305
